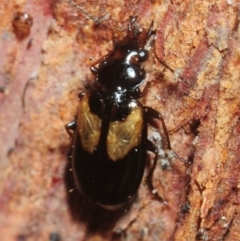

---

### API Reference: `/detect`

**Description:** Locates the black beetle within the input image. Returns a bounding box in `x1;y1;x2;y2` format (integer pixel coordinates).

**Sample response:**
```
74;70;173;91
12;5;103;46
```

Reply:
66;17;173;210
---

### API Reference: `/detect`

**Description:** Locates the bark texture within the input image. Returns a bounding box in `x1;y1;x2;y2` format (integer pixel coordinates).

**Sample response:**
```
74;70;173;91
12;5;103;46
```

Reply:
0;0;239;241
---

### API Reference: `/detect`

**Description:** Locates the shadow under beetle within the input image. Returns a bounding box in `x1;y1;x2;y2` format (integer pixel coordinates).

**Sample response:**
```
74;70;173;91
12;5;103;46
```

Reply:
66;17;174;210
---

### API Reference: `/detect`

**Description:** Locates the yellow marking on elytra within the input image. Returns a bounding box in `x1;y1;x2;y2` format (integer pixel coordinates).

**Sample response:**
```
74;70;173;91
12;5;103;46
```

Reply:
78;94;143;161
107;107;143;161
78;95;101;154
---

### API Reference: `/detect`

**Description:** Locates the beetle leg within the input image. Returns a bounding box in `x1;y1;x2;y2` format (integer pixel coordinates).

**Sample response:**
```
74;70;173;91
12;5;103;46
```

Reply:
65;121;77;138
143;106;171;151
77;92;85;99
146;139;167;204
144;106;189;164
90;53;110;75
146;139;158;184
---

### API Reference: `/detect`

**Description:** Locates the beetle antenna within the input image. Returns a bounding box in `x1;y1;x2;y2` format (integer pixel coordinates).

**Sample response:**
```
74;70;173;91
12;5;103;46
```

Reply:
153;51;192;88
128;16;138;31
147;20;155;36
65;0;110;28
144;32;156;51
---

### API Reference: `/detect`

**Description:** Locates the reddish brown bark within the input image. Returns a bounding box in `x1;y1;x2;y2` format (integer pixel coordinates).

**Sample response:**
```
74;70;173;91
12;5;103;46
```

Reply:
0;0;239;241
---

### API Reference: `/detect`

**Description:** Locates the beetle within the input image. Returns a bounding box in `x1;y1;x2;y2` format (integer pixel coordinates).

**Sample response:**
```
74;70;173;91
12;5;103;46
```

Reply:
66;17;174;210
